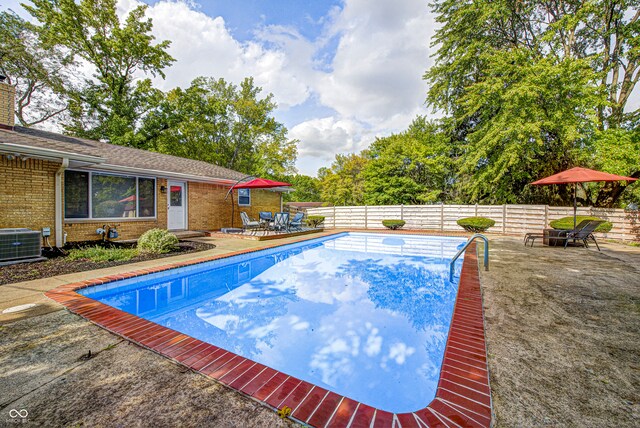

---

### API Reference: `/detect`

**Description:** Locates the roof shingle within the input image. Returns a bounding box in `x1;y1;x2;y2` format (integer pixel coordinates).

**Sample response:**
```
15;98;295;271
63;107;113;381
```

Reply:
0;126;247;182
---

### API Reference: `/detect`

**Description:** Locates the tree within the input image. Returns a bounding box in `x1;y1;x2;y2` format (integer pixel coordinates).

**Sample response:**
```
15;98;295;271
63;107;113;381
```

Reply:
0;10;72;127
282;174;321;202
362;117;454;205
319;153;368;206
139;76;297;176
426;0;640;207
24;0;174;145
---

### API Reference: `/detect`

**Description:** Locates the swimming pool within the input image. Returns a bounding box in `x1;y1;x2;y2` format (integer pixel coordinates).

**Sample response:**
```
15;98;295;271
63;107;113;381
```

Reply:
48;231;491;426
79;232;465;412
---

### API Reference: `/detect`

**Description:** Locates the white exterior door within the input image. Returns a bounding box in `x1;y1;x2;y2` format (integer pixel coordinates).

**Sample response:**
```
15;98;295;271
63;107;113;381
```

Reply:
167;181;186;230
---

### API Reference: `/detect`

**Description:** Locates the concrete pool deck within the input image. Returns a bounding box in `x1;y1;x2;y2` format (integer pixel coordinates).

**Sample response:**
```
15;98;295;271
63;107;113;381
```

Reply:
1;232;639;426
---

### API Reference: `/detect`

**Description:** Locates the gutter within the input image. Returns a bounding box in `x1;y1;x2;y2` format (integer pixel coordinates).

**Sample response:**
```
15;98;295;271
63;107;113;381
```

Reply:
0;142;105;164
55;158;69;247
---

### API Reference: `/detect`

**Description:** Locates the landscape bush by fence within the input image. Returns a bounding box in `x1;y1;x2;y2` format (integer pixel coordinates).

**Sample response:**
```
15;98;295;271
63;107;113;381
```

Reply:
307;204;640;241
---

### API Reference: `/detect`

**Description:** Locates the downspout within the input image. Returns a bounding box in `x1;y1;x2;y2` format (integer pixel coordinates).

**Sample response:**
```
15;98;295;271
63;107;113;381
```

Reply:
55;158;69;247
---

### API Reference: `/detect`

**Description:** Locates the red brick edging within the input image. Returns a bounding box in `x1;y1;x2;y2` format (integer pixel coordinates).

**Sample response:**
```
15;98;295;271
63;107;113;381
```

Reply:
46;230;491;427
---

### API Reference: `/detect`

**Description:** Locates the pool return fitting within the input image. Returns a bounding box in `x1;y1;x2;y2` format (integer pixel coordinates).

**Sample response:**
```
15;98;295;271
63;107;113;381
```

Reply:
449;234;489;282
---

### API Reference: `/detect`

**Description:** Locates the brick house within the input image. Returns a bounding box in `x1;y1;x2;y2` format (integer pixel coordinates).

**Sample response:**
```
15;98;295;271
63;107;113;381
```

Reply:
0;80;285;246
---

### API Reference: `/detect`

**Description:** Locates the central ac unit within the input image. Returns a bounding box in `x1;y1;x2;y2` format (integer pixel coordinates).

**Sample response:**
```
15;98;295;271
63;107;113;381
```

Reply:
0;228;42;262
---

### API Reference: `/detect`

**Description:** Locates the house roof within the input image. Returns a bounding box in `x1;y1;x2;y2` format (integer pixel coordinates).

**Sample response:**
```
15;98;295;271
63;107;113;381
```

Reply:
0;126;247;184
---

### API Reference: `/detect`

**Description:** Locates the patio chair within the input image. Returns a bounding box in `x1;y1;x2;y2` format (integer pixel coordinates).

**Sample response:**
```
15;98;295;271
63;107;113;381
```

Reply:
559;220;605;251
269;212;289;232
524;219;591;247
289;212;304;231
259;211;273;228
240;212;261;233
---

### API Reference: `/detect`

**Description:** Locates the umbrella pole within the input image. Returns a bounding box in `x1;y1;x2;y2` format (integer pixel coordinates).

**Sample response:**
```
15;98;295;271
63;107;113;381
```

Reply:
231;190;234;228
573;183;577;231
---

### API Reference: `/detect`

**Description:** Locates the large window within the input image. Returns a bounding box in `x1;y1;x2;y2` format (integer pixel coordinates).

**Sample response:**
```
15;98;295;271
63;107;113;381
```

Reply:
64;170;89;218
238;188;250;206
64;171;156;219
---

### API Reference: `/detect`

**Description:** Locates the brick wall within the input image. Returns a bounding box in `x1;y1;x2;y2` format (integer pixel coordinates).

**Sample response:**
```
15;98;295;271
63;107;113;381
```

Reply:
1;160;283;246
0;82;15;128
187;183;281;230
0;157;57;245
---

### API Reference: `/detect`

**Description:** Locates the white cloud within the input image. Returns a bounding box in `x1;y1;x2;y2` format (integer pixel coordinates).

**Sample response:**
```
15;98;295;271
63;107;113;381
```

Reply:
134;0;438;175
5;0;439;175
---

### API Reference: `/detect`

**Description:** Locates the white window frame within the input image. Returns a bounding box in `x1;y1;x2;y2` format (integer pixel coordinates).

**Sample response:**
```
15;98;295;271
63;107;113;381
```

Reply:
64;169;157;221
237;188;251;206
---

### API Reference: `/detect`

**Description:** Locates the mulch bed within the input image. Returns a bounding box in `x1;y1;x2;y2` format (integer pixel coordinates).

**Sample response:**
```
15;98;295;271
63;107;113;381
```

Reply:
0;241;216;286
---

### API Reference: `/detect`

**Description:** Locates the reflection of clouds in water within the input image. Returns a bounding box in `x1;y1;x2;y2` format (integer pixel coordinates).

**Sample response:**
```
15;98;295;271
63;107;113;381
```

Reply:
90;233;463;412
388;342;415;365
310;331;361;386
364;324;383;357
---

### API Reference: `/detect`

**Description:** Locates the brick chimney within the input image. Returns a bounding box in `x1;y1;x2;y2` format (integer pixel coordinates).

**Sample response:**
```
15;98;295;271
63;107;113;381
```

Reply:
0;76;16;129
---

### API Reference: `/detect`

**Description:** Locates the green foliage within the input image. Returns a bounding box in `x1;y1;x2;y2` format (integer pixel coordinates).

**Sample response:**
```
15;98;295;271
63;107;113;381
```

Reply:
0;10;72;126
67;246;137;262
282;174;321;203
456;217;495;233
25;0;174;145
137;229;179;254
139;76;297;176
549;216;613;233
363;117;454;204
381;220;406;230
319;153;367;206
424;0;640;207
306;216;325;228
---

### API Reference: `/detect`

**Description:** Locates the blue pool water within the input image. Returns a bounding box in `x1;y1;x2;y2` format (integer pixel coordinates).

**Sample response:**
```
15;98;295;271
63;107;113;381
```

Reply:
80;232;466;413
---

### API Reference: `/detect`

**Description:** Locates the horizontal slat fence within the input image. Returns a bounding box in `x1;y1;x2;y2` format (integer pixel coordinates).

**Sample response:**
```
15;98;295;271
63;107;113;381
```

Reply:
307;204;640;241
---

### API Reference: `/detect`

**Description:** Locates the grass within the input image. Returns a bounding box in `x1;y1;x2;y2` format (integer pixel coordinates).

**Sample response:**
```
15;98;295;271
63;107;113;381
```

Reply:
67;246;138;262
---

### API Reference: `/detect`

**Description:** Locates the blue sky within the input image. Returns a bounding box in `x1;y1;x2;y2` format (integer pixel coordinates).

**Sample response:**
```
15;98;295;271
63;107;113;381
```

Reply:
2;0;438;176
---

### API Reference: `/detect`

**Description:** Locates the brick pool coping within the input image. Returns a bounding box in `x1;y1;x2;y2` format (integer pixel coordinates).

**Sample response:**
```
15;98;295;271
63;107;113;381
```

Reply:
45;230;491;427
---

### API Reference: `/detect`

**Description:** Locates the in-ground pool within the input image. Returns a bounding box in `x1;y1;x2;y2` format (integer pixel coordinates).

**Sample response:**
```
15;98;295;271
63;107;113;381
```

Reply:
80;232;467;413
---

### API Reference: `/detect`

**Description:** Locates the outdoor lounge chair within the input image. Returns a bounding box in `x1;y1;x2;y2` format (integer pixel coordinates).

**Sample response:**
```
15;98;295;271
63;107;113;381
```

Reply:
524;219;592;247
269;212;289;232
558;220;605;250
288;212;304;231
240;212;261;233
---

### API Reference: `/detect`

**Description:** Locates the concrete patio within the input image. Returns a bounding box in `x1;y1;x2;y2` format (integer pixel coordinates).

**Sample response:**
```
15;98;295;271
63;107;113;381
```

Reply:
0;232;638;426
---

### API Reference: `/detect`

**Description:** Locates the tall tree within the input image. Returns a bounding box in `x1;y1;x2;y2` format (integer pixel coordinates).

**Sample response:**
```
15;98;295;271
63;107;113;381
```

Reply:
24;0;174;145
282;174;321;202
426;0;640;207
362;117;454;205
138;76;297;176
0;10;72;127
319;153;368;206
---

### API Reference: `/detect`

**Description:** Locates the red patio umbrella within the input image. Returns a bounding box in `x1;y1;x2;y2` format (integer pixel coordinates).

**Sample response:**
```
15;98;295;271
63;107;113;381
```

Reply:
531;167;637;229
233;178;292;188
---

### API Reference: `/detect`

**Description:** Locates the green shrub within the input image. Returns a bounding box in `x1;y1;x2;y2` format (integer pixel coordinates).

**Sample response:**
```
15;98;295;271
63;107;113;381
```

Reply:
382;219;406;230
67;246;137;262
137;229;179;254
306;215;325;227
457;217;496;233
549;216;613;233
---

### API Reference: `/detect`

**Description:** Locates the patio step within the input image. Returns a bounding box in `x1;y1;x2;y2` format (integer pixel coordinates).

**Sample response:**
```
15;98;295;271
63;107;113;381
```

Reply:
172;230;208;239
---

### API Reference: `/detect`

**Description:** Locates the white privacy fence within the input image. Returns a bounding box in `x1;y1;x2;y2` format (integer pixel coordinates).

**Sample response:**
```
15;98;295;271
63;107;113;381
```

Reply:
307;204;640;241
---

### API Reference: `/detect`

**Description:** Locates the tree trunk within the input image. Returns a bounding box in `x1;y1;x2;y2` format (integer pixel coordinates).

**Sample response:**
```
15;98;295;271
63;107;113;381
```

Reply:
594;171;640;207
